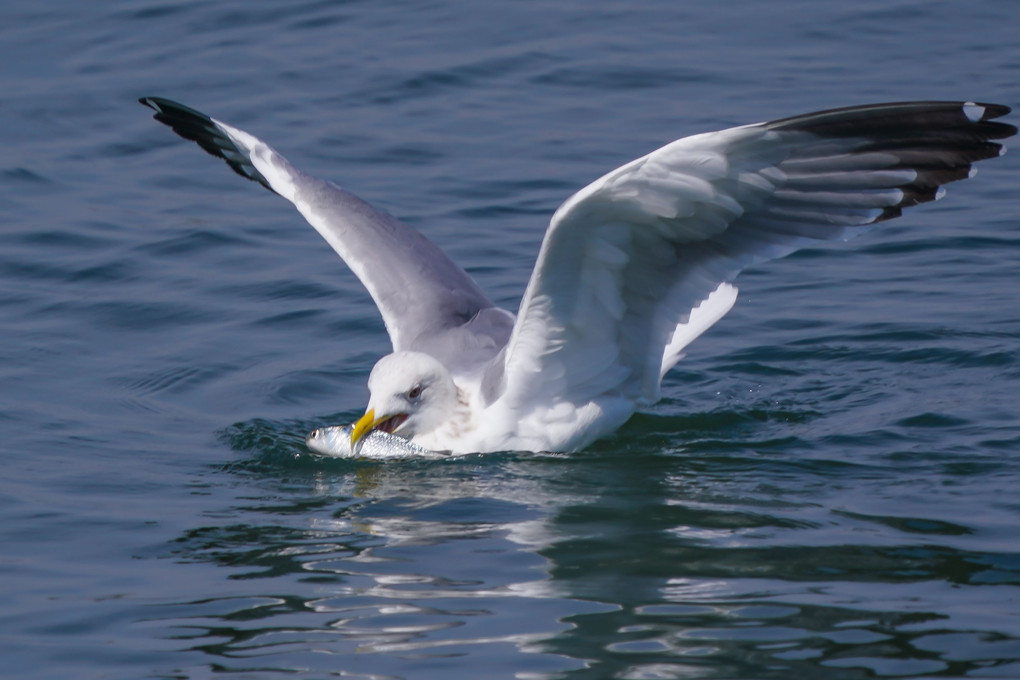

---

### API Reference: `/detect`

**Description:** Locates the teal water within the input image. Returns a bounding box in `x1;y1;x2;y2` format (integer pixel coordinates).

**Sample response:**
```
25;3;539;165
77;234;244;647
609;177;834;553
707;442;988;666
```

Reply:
2;1;1020;678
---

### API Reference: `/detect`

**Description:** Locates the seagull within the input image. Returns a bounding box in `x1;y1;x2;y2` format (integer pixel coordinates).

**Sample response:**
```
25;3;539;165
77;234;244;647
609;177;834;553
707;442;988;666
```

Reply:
141;97;1015;455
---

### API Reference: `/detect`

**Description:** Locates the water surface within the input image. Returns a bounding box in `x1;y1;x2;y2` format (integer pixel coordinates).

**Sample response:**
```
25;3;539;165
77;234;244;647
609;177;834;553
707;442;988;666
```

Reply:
2;1;1020;678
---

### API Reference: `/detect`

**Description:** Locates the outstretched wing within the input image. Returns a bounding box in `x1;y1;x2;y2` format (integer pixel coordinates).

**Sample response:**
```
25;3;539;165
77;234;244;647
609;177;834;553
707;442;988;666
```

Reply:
496;101;1015;410
140;97;507;359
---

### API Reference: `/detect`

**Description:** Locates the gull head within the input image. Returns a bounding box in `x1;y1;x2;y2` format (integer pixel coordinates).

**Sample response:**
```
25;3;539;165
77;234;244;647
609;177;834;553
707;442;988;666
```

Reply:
350;351;458;453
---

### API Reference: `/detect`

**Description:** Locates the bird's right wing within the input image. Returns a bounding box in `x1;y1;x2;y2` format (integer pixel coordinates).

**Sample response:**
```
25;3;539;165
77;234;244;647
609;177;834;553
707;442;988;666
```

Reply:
494;101;1015;414
140;97;507;359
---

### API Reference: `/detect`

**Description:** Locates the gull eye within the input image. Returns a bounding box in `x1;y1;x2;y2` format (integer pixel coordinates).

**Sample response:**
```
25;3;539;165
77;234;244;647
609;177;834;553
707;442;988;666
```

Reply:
407;385;422;400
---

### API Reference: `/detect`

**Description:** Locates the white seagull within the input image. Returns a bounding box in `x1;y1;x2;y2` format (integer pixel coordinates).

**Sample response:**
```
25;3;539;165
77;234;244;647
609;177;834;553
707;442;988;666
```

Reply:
142;97;1014;455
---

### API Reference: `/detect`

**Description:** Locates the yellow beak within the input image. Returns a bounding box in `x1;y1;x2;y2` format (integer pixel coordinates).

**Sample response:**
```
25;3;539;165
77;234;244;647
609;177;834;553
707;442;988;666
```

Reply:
350;408;380;454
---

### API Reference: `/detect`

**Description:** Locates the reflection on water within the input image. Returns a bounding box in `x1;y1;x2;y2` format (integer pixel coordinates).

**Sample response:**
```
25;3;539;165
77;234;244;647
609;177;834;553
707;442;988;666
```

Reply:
144;418;1020;678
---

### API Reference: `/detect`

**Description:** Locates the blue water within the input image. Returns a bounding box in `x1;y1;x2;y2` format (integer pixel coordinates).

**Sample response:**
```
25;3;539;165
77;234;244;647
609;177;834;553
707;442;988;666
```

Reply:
2;1;1020;678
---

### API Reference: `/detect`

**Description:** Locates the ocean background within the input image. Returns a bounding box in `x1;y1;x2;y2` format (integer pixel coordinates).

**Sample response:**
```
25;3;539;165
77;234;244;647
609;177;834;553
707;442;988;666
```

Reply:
2;1;1020;678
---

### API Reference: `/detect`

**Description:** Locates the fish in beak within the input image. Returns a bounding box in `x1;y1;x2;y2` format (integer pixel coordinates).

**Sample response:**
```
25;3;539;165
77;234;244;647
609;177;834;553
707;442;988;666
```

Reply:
350;408;409;455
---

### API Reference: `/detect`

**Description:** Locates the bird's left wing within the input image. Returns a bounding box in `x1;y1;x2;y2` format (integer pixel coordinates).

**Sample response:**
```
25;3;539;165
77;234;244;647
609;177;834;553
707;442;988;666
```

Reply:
493;101;1015;411
140;97;506;359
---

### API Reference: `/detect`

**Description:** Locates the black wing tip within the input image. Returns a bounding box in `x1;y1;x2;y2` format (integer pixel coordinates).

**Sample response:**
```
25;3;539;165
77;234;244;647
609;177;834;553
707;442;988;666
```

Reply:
961;102;1017;141
139;96;211;123
965;101;1012;122
768;100;1017;141
139;95;275;193
766;101;1014;229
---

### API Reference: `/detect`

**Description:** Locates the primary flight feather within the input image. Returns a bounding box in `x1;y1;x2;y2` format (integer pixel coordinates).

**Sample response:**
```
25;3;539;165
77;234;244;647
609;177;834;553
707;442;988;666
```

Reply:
141;97;1015;455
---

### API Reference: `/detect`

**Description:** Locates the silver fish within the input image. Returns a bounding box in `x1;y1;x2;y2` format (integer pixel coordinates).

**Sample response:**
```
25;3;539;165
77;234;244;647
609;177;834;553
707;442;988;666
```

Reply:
305;424;447;460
